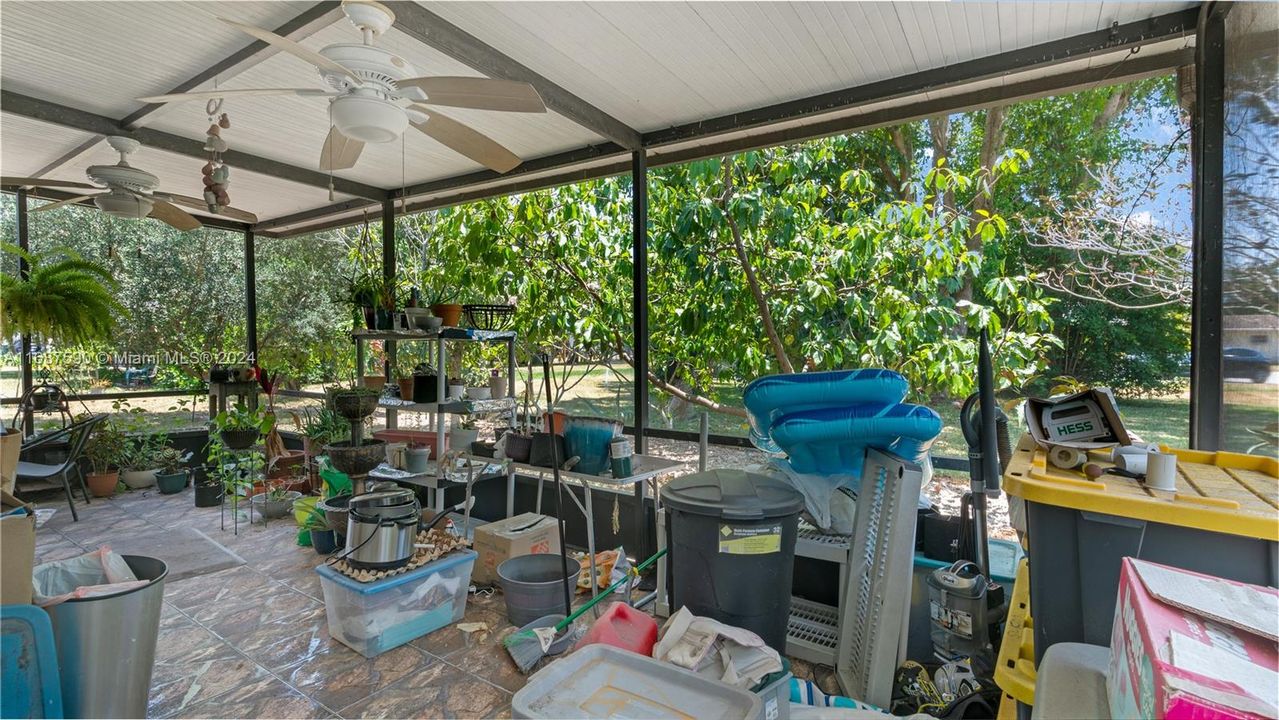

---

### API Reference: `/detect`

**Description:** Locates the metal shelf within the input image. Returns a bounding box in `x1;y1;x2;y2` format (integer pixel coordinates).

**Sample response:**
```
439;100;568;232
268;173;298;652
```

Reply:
378;396;516;416
787;597;840;666
351;328;515;342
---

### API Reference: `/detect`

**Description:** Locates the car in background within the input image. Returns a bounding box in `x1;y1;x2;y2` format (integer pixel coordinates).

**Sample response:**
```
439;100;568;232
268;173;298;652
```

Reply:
1223;347;1272;383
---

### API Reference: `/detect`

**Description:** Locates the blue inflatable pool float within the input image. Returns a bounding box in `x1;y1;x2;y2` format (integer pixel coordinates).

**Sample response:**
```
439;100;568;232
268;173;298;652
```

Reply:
743;369;909;453
769;403;943;476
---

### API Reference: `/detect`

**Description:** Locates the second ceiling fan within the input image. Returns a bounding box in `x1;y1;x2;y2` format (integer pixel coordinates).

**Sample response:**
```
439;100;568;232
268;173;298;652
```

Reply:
139;0;545;174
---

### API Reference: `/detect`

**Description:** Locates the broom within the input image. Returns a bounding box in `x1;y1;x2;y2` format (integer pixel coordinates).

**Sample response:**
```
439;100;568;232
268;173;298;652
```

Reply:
502;548;667;673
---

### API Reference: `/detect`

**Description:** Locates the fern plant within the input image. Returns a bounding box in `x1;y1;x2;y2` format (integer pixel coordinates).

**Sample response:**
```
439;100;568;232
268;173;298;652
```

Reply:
0;242;124;344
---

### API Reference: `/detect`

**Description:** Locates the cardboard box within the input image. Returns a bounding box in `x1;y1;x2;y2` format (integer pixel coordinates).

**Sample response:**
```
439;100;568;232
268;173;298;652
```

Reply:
0;490;36;605
1108;558;1279;720
472;513;559;585
1023;387;1132;451
0;428;19;495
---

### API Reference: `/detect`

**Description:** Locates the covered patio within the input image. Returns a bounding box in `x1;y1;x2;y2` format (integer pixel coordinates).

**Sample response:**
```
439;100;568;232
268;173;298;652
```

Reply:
3;2;1273;719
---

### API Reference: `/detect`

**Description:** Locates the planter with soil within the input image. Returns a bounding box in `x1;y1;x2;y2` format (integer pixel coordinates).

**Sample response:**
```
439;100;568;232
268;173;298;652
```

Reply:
120;468;158;490
86;471;119;498
331;391;378;420
155;470;188;495
250;491;302;520
267;450;306;480
310;528;338;554
321;440;387;477
219;428;259;450
194;480;223;507
318;494;352;534
430;303;463;327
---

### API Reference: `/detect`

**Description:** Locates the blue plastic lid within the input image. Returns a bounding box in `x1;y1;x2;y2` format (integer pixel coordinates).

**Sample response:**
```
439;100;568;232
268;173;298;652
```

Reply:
316;549;476;594
1;605;63;719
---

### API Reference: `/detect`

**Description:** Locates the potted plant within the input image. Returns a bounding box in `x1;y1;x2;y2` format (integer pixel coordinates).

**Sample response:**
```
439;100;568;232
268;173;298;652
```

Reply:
251;480;302;520
374;277;397;330
405;441;432;474
395;367;415;401
154;447;190;494
488;369;507;399
212;403;272;449
426;285;463;328
83;420;127;497
328;384;381;420
0;243;124;345
464;367;491;399
300;505;338;554
348;271;378;330
119;432;168;489
449;416;480;453
411;362;439;404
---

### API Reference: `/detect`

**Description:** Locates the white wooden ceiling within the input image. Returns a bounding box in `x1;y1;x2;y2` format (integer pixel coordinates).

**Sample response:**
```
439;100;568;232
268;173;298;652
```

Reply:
0;1;1196;229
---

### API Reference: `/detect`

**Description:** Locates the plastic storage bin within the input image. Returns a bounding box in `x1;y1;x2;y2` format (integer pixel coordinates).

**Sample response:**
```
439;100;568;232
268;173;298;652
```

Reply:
512;644;761;719
316;549;476;657
1003;435;1277;661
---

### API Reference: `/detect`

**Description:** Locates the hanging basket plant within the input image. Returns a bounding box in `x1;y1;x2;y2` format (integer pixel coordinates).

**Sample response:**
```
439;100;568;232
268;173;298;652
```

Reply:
0;243;124;344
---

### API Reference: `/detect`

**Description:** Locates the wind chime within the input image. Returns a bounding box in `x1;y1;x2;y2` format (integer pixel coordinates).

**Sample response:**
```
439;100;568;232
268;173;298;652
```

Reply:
201;99;232;214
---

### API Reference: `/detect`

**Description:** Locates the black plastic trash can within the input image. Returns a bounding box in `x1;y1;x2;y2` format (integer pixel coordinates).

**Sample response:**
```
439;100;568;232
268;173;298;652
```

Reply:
661;469;804;654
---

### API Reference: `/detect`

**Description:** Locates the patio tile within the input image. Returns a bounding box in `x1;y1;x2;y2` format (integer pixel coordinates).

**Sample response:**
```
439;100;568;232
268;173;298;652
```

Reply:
193;581;321;640
33;533;87;564
231;604;336;673
58;516;160;548
151;619;240;685
440;619;528;693
147;647;269;718
338;659;510;719
176;676;329;719
410;607;507;660
164;565;276;612
280;643;432;711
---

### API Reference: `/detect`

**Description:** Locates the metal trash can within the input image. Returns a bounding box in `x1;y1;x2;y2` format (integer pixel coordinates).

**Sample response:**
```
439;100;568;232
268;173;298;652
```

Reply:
44;554;167;718
661;469;804;654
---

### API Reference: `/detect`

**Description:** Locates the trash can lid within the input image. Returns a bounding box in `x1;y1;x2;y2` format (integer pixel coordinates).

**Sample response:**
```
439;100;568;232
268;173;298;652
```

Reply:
661;469;804;520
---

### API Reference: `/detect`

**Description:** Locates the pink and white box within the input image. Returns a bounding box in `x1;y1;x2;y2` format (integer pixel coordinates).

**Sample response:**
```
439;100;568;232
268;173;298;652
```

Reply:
1108;558;1278;719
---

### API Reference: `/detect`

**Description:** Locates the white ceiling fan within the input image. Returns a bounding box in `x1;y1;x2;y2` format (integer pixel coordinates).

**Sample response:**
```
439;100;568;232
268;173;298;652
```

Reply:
137;0;546;174
2;136;258;230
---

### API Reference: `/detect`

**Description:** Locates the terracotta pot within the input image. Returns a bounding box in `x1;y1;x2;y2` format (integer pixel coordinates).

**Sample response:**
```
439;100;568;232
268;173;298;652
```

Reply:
397;378;415;400
430;303;463;328
267;450;306;479
86;471;118;498
542;410;569;435
363;375;386;391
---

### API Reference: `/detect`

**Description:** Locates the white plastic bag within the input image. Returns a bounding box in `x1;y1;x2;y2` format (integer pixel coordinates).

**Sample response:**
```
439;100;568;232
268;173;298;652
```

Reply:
33;547;147;607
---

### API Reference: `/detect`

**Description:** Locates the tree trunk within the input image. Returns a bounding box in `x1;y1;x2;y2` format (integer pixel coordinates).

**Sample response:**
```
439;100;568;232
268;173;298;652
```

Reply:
719;162;796;374
956;106;1008;306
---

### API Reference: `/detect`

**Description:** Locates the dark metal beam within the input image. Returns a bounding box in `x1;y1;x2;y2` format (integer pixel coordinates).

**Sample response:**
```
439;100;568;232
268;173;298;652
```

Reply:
631;150;650;559
1;90;387;200
1;187;252;233
1190;3;1226;450
254;198;381;232
245;229;259;362
120;2;344;130
384;2;642;150
648;49;1193;168
16;188;33;434
644;8;1200;148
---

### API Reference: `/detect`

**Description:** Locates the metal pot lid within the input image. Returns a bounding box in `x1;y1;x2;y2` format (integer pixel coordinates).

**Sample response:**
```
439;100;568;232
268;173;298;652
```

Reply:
349;488;415;509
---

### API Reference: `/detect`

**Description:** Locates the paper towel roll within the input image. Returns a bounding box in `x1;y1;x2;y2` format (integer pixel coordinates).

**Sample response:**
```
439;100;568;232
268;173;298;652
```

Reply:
1048;445;1086;469
1145;452;1178;491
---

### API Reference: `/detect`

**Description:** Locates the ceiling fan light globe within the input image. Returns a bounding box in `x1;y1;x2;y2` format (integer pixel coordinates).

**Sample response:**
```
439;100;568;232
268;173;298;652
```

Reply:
95;190;153;220
330;95;406;144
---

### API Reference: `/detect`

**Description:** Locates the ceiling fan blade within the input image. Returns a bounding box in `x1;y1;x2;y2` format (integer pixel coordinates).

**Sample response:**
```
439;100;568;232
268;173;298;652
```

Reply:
159;193;259;223
409;107;521;173
137;88;333;104
399;77;546;113
2;176;97;190
149;199;202;231
32;195;96;212
219;18;362;86
319;126;365;171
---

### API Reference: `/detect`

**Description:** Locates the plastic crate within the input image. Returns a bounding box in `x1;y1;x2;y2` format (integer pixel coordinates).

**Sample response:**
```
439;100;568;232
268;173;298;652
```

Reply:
994;559;1035;717
315;550;476;658
1003;434;1277;659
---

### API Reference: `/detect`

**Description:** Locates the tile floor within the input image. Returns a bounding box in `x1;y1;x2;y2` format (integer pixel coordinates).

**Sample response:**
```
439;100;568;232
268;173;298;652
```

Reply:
30;484;835;719
31;486;527;719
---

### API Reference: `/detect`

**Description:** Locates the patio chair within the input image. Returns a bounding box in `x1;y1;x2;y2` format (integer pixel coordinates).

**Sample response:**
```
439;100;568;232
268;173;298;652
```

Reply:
15;415;105;522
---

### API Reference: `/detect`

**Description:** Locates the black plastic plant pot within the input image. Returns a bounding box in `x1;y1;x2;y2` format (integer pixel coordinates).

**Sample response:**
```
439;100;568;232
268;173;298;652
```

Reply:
375;308;394;330
220;428;259;450
332;392;378;419
194;481;223;507
323;439;387;476
362;306;376;330
412;374;439;404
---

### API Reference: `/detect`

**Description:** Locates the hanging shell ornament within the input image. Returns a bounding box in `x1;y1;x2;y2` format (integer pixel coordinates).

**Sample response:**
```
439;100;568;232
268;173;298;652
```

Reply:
197;105;233;213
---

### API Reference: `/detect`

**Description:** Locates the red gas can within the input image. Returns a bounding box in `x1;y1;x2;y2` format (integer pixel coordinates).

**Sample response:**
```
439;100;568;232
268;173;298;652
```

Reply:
573;601;658;655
